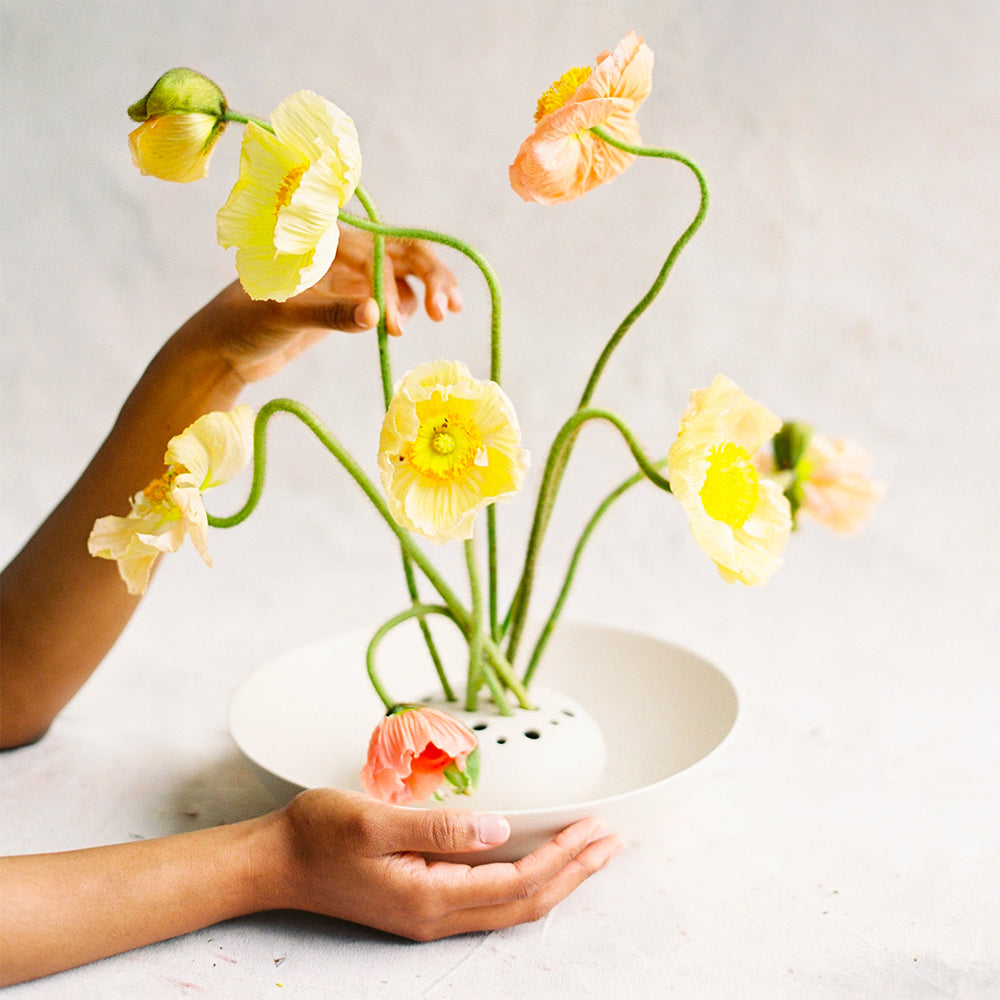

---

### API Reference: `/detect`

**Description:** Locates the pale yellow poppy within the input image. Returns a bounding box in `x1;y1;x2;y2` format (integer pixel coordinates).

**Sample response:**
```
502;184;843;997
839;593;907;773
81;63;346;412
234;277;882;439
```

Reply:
378;361;529;543
88;406;254;594
668;375;791;585
216;90;361;302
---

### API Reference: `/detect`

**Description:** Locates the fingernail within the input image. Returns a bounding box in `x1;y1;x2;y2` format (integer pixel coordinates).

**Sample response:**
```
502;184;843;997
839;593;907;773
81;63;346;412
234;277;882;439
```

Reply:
355;300;379;327
432;292;448;318
475;813;510;845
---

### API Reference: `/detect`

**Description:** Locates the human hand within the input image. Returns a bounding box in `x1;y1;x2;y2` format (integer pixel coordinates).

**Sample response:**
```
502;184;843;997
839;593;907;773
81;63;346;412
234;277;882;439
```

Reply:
181;224;462;385
264;788;624;941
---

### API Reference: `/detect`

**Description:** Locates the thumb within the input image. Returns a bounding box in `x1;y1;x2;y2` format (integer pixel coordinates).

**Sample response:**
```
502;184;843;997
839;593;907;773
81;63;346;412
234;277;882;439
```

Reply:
393;808;511;854
290;296;379;333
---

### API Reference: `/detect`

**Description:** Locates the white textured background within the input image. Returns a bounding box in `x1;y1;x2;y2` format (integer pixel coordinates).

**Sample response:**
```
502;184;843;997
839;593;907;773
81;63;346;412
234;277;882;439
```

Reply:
2;2;998;997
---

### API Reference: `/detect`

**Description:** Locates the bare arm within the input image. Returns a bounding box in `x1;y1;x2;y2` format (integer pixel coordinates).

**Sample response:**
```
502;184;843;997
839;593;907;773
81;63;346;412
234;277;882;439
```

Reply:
0;789;621;985
0;226;461;748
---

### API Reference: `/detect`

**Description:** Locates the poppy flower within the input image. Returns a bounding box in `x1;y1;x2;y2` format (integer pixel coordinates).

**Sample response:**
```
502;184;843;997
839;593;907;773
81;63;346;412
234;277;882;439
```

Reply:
378;360;529;543
509;31;654;204
667;375;791;585
360;705;479;805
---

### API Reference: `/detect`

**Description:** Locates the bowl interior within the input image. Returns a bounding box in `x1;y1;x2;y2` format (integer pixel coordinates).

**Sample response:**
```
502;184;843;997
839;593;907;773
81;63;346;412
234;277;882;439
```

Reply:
229;621;738;860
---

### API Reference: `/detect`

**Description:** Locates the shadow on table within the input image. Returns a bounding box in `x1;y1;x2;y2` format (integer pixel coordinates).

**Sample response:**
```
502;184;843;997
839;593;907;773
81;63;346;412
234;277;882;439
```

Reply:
165;743;285;834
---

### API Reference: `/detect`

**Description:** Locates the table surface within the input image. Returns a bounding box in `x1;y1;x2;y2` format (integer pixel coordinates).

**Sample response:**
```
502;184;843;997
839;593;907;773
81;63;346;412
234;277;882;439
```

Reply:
2;1;999;997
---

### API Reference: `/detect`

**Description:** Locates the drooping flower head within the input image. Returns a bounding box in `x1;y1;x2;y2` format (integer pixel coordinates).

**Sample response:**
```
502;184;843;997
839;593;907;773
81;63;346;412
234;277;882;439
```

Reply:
127;68;228;183
216;90;361;302
509;31;654;204
378;361;529;543
759;423;882;534
360;705;479;805
668;375;792;585
88;406;254;595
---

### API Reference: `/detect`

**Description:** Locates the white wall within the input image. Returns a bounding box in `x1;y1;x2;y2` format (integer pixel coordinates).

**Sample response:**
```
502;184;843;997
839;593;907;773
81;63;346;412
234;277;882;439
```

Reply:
2;0;997;787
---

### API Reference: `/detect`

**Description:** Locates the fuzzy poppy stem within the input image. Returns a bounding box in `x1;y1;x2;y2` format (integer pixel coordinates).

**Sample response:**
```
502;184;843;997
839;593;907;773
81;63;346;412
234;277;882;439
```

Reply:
206;398;470;631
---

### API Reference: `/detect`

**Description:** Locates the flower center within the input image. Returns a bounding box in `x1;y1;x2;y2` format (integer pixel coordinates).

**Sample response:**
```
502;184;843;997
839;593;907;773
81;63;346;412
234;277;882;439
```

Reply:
535;66;592;122
404;395;484;483
700;443;760;529
143;466;186;506
275;164;306;212
431;431;456;455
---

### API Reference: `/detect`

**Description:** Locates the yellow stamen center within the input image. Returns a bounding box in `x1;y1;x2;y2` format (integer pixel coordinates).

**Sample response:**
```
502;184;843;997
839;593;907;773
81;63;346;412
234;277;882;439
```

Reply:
275;164;306;212
700;443;760;529
535;66;592;122
143;466;185;505
404;395;483;483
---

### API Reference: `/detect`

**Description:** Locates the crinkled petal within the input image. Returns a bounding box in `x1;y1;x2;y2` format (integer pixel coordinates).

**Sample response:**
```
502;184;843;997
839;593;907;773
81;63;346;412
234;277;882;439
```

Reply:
128;113;222;183
165;405;254;490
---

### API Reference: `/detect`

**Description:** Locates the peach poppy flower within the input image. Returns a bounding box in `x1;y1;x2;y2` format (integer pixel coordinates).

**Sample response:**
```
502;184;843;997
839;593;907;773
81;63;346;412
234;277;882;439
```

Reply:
794;434;882;533
667;375;792;585
360;706;479;805
88;406;253;594
509;31;654;204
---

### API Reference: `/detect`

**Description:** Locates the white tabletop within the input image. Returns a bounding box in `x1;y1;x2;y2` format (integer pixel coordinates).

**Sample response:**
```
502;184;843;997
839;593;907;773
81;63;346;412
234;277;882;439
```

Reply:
2;2;998;997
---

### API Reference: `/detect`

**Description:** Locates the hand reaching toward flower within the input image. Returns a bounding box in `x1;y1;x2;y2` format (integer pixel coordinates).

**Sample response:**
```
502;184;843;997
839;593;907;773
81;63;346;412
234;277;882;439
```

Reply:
183;223;462;385
0;231;461;748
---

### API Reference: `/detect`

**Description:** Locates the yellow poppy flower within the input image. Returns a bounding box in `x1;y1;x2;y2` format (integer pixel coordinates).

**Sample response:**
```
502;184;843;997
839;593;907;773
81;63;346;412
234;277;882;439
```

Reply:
216;90;361;302
378;361;529;543
668;375;791;585
88;406;254;595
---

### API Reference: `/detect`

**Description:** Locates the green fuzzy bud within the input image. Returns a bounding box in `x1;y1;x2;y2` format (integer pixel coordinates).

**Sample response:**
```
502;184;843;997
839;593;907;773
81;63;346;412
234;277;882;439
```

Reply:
128;68;226;122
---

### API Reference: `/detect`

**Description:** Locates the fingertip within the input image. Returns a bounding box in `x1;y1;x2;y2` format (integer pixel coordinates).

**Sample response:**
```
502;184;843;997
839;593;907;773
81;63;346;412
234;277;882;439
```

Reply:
474;813;511;847
354;299;380;329
448;288;463;313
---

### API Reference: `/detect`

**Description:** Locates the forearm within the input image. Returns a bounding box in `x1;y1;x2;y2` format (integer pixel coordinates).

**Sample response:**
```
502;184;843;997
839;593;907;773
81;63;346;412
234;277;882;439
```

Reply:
0;324;246;747
0;811;288;985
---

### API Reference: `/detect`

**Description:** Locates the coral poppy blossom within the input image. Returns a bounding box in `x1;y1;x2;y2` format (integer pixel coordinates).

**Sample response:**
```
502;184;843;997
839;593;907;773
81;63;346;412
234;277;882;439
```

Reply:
509;31;654;204
216;90;361;302
667;375;792;585
360;706;479;805
88;406;253;595
378;360;529;543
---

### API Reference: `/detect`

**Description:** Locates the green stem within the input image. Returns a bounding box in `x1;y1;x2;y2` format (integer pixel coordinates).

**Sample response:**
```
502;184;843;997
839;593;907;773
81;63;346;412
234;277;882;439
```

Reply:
221;109;274;133
579;130;709;409
464;539;486;712
366;604;457;710
206;398;470;630
522;459;667;686
337;209;506;639
354;186;451;693
504;408;671;665
504;134;707;662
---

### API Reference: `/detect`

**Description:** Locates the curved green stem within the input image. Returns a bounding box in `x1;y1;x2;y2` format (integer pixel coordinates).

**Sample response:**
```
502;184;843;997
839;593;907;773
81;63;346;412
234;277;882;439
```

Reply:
522;459;667;686
579;130;709;409
504;408;671;665
206;398;470;631
366;604;458;710
339;208;506;652
354;185;450;687
505;135;707;664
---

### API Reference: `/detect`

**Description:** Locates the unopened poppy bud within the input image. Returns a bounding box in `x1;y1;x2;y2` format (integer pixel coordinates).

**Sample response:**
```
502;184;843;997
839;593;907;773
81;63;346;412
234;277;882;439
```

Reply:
128;67;227;122
772;421;813;471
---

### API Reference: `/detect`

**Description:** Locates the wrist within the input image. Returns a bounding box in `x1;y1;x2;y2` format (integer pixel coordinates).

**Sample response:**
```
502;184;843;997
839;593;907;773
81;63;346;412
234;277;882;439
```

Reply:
243;806;302;913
